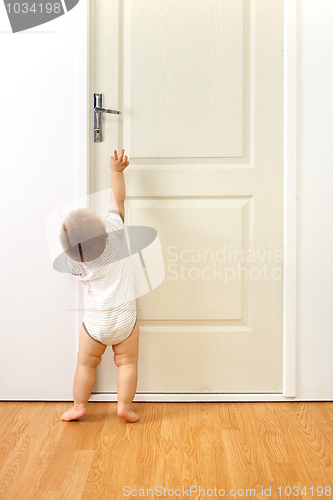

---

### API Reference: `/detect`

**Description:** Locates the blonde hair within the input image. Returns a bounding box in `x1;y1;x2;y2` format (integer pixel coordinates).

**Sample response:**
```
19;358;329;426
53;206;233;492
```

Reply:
59;208;107;262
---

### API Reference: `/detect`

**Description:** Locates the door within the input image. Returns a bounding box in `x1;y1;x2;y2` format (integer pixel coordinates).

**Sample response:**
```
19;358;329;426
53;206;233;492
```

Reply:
89;0;284;394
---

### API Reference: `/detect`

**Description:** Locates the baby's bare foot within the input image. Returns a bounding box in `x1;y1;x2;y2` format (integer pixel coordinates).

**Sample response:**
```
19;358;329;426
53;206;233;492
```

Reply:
117;406;140;423
61;405;87;421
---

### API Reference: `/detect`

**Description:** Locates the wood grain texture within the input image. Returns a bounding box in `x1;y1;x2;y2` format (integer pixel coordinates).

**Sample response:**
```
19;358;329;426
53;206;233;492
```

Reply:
0;402;332;499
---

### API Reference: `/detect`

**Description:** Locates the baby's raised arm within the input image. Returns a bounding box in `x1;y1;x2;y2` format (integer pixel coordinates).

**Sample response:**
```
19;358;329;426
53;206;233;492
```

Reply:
109;149;130;220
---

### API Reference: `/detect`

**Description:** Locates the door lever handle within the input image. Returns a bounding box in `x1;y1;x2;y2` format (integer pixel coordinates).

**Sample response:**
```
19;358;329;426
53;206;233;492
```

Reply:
94;106;121;115
94;93;121;142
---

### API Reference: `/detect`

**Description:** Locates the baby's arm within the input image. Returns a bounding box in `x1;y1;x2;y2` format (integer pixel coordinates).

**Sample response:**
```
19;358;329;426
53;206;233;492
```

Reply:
109;149;130;220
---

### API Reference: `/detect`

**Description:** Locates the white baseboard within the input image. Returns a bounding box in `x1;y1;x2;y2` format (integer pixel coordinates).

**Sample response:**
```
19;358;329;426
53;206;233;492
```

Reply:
89;393;300;403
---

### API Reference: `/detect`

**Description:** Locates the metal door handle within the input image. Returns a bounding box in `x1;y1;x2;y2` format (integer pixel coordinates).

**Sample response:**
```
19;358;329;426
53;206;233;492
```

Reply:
94;93;121;142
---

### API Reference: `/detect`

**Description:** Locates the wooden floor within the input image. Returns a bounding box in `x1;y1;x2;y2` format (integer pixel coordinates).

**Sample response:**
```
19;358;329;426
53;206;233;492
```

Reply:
0;402;332;500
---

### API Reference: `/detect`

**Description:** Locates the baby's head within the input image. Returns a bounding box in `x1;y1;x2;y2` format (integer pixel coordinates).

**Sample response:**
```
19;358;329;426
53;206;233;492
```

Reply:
60;208;108;262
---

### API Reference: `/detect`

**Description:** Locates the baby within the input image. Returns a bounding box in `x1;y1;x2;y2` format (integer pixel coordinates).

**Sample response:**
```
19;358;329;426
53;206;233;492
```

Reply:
60;149;139;423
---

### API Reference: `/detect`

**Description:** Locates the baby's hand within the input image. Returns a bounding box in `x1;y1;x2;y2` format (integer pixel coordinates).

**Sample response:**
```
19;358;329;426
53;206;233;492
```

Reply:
110;149;130;172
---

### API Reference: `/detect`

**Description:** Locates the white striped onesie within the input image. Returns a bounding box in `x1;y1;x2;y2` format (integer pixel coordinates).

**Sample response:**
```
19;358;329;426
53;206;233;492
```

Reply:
68;210;137;346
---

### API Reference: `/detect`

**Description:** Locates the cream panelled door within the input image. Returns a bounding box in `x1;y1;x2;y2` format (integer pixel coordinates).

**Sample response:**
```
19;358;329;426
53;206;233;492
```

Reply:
89;0;283;394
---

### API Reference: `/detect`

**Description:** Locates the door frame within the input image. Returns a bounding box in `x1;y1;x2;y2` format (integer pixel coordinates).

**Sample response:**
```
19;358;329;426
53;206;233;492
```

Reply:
77;0;298;402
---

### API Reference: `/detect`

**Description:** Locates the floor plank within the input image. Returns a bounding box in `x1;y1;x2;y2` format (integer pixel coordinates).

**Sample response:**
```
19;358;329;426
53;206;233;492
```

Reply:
0;402;332;499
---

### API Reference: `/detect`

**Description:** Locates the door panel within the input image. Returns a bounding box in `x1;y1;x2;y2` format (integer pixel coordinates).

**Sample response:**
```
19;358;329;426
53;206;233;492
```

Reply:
90;0;284;394
128;0;243;158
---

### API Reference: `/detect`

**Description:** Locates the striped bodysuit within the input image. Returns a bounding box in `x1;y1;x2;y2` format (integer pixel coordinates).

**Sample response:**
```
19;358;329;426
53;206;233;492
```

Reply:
69;210;137;346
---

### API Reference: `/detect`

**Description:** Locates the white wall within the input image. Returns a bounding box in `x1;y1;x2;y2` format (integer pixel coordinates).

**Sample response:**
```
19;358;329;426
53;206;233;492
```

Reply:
297;0;333;399
0;3;84;399
0;0;332;401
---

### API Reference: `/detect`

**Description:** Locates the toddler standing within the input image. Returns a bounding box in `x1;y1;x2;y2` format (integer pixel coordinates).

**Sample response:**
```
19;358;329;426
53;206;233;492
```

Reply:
59;149;139;423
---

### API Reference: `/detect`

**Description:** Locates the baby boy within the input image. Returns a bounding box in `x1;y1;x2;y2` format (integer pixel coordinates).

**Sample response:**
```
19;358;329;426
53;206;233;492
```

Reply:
59;149;139;423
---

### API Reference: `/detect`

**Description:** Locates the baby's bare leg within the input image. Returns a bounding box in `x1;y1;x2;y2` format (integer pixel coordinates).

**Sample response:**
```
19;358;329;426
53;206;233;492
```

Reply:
61;324;107;421
112;319;139;422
